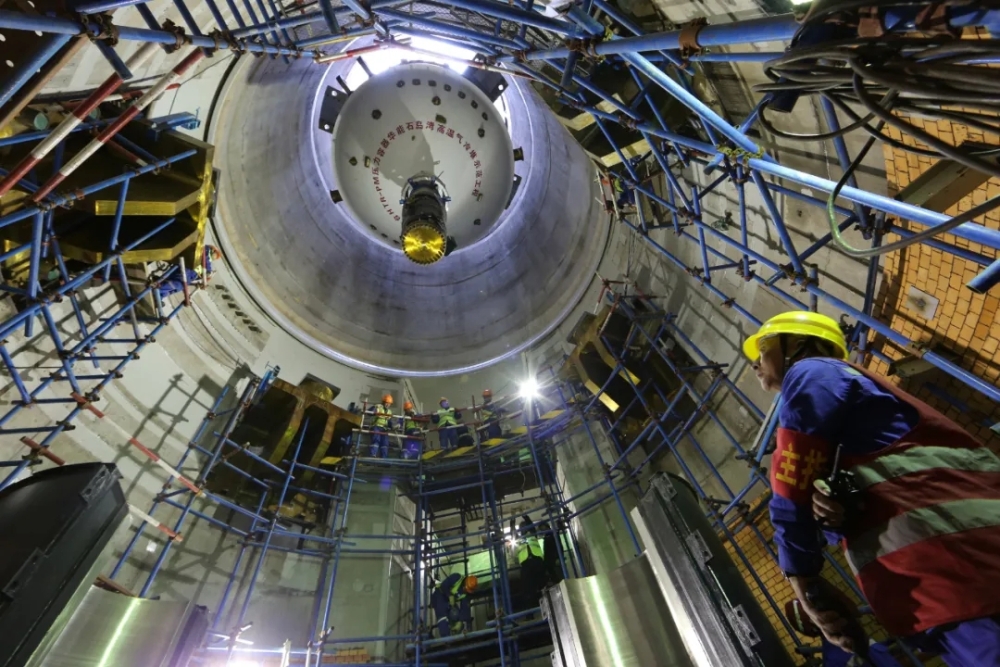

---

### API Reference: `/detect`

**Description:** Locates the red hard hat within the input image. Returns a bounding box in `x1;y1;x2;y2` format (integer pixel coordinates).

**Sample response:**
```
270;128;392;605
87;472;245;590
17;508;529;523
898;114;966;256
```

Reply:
403;401;414;411
382;394;394;405
482;389;492;398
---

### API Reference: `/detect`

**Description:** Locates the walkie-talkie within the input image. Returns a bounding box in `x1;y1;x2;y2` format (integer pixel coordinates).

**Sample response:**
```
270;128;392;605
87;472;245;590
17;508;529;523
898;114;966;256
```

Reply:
813;443;862;528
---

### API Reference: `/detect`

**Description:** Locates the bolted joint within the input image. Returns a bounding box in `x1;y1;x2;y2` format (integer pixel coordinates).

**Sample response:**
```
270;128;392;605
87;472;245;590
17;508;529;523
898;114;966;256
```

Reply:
161;19;188;52
617;114;637;130
677;17;707;57
207;28;228;53
81;13;120;46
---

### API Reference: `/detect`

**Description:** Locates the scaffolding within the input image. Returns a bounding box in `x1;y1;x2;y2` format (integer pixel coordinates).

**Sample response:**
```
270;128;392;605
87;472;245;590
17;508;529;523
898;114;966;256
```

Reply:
0;0;995;470
0;1;997;665
90;280;940;666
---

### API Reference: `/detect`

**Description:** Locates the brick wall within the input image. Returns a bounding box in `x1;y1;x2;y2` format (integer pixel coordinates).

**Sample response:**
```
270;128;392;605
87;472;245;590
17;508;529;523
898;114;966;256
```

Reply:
867;104;1000;449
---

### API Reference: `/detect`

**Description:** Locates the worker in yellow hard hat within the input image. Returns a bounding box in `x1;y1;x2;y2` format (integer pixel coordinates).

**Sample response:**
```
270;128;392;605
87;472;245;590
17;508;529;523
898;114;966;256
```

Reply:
431;573;477;637
368;394;394;458
746;311;1000;665
400;400;423;460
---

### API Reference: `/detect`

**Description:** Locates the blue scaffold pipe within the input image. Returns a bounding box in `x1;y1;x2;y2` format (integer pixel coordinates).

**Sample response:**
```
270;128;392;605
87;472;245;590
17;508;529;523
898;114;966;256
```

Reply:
967;258;1000;295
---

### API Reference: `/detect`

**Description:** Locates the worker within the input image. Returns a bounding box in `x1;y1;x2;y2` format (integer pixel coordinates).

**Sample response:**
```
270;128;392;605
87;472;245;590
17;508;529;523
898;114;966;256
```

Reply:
612;175;635;211
367;394;394;458
400;401;422;460
432;398;461;451
157;245;222;299
745;310;1000;666
516;517;547;608
478;389;504;442
430;573;477;637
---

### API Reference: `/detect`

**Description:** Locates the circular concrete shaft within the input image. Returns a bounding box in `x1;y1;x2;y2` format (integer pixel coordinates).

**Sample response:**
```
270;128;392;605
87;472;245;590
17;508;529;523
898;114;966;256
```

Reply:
212;54;607;376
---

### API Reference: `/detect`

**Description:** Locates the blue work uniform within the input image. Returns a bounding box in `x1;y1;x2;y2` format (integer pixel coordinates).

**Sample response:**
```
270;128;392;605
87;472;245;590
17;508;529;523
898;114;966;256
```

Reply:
613;177;634;207
771;358;1000;666
400;413;422;459
368;404;392;458
158;268;200;298
431;573;471;637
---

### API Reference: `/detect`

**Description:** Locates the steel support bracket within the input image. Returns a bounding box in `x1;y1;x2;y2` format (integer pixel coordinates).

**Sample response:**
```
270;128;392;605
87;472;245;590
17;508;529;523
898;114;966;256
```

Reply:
726;604;762;652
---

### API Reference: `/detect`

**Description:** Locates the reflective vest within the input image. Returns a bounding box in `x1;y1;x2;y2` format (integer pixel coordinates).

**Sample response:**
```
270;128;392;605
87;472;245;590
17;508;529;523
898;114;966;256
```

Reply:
437;407;457;427
403;414;419;432
516;536;543;564
838;365;1000;636
448;575;468;605
372;404;392;429
481;404;498;423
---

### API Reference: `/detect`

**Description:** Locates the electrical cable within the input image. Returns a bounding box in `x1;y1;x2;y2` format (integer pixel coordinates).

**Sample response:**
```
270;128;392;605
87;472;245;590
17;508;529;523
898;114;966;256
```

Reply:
754;5;1000;174
825;117;1000;258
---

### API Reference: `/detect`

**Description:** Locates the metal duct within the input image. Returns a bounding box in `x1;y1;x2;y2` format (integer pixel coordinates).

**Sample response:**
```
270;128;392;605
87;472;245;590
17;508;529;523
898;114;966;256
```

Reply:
632;473;796;667
542;553;695;667
26;587;207;667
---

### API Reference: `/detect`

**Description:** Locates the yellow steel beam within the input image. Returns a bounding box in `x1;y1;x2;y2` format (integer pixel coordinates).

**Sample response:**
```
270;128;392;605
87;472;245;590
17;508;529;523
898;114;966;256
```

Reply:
600;138;652;168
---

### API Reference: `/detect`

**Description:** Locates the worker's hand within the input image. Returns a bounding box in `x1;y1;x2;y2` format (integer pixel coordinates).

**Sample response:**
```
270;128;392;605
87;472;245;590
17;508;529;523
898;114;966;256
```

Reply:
812;480;846;528
788;576;864;655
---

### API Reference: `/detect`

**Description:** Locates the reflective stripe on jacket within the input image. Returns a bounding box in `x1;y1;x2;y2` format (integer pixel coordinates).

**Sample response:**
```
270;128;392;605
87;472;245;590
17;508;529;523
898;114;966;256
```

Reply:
840;364;1000;636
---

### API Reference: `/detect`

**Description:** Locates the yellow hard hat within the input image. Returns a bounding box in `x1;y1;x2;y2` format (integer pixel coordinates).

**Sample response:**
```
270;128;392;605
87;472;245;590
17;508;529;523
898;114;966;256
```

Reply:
743;311;848;362
382;394;394;405
464;575;478;593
